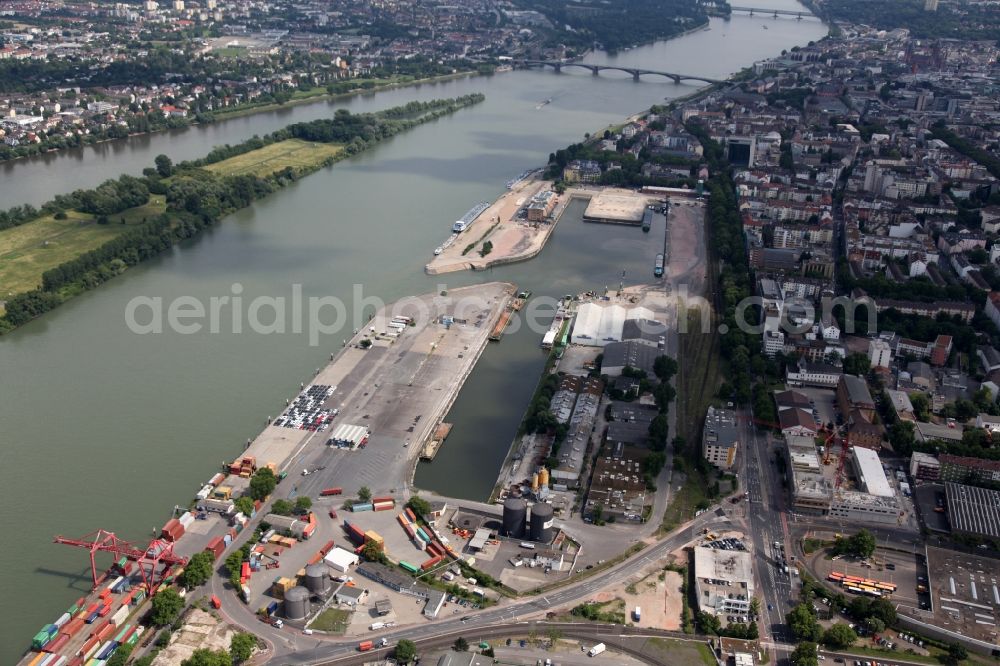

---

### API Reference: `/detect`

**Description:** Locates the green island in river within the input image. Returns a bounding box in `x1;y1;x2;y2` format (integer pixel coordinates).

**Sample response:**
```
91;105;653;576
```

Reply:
0;94;485;332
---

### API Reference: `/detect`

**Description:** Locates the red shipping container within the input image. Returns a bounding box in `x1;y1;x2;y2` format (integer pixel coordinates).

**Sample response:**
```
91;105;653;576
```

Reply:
98;603;113;617
204;536;225;559
96;622;115;641
43;633;70;654
85;603;100;615
62;617;86;638
67;658;84;666
78;636;100;658
320;540;335;556
76;597;87;609
240;561;250;580
320;487;343;496
372;496;393;504
421;555;442;570
161;518;184;542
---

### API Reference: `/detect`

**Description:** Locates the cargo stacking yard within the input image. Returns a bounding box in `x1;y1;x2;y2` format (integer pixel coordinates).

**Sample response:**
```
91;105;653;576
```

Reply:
17;283;513;666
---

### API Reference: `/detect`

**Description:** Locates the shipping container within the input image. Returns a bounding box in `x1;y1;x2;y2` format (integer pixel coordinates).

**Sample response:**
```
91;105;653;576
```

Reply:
113;625;130;643
350;503;373;512
420;555;442;570
105;576;123;592
96;622;115;642
415;527;430;543
98;604;112;618
78;637;100;659
320;487;343;496
209;472;226;486
160;519;184;542
404;507;417;522
54;613;71;628
84;612;99;625
43;634;70;654
358;640;374;652
319;539;335;556
26;652;46;666
372;496;394;504
178;512;196;529
110;605;129;626
62;618;86;639
205;536;226;559
400;561;419;574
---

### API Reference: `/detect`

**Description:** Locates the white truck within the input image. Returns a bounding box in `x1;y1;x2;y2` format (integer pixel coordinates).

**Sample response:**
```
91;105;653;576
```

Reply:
588;643;606;657
634;606;641;622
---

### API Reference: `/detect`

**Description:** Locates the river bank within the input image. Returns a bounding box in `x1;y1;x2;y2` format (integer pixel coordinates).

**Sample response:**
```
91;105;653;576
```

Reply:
0;69;483;169
0;10;828;660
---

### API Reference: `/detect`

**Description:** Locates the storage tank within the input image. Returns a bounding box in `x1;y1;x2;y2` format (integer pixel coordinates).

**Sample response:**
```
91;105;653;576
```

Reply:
531;473;539;493
283;586;310;620
529;502;554;542
502;497;527;538
304;563;329;595
539;467;550;487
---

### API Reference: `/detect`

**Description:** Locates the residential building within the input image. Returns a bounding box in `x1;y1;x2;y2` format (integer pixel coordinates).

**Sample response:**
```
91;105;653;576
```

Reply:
909;452;941;481
703;406;739;470
939;454;1000;484
837;375;876;421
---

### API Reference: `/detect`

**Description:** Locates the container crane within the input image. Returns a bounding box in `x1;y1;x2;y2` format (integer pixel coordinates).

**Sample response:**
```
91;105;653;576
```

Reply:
54;529;187;596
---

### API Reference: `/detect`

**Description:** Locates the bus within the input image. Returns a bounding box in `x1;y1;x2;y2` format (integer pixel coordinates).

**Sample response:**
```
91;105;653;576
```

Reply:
857;585;882;597
874;582;897;592
828;572;846;582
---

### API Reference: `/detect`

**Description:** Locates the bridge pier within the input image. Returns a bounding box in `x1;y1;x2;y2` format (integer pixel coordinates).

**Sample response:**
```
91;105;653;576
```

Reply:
632;71;640;81
553;63;561;73
592;68;599;76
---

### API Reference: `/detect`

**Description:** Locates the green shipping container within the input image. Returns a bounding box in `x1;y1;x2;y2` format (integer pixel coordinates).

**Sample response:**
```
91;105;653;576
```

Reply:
31;631;51;649
114;625;130;642
127;633;140;646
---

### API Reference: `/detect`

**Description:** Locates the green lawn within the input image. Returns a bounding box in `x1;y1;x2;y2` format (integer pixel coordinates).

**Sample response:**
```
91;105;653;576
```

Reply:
0;195;166;297
203;139;343;178
308;608;351;634
644;638;717;666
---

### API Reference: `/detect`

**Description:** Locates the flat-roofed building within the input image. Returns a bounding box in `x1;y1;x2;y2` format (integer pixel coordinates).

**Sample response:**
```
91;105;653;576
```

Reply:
939;454;1000;484
910;451;940;481
944;482;1000;539
703;406;739;470
852;446;893;497
694;546;755;617
829;490;898;525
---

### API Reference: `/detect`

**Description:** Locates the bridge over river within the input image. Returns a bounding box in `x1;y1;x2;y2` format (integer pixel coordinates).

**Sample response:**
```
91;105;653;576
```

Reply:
516;60;725;84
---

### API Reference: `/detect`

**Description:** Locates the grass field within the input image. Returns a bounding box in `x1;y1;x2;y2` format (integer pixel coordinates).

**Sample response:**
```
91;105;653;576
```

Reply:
643;637;717;666
0;196;166;297
204;139;343;178
307;608;351;634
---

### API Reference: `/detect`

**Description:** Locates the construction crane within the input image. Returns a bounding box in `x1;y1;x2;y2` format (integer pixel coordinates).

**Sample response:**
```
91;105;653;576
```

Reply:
54;529;188;596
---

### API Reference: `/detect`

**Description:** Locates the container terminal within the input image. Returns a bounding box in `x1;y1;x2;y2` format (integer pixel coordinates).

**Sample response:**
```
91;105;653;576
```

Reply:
17;283;514;666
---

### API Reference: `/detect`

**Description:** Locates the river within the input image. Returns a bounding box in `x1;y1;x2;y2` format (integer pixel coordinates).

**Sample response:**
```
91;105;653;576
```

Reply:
0;4;824;658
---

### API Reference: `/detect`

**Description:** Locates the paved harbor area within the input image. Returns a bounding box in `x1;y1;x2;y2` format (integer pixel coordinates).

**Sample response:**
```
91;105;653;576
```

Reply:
240;282;515;498
426;179;563;274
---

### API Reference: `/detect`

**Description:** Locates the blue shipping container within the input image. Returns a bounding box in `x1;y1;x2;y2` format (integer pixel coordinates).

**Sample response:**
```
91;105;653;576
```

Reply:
351;503;373;512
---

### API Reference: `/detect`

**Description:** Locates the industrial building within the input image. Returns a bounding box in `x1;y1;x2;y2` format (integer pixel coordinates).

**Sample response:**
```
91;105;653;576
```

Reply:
702;407;739;470
944;482;1000;539
570;303;657;346
694;546;755;618
584;451;648;522
327;423;370;449
582;191;650;224
551;377;602;483
526;190;557;222
324;546;360;573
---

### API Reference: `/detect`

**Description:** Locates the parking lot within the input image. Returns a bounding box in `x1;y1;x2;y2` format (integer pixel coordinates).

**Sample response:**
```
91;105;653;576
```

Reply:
810;547;927;612
273;384;336;431
796;387;838;428
705;537;747;552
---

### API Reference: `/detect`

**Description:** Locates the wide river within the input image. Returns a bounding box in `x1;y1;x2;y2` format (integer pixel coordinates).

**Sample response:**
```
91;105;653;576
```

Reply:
0;4;823;657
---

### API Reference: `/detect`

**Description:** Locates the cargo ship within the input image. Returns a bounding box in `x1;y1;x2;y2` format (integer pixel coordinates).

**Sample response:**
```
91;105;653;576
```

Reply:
505;169;537;190
451;201;490;233
511;290;532;311
489;309;513;342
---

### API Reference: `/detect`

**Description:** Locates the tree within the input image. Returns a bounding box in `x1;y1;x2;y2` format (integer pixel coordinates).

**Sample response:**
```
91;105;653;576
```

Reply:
234;496;255;517
454;637;469;652
943;642;968;666
106;643;134;666
407;495;432;517
822;623;858;649
791;642;819;666
787;603;822;642
358;486;372;503
180;649;230;666
179;551;214;590
151;588;184;626
848;529;877;559
395;639;417;663
888;421;915;457
653;355;678;381
271;499;294;516
843;354;871;376
697;611;722;635
865;617;885;634
749;597;761;619
291;497;310;514
248;468;277;501
155;153;173;177
362;540;387;563
230;632;256;664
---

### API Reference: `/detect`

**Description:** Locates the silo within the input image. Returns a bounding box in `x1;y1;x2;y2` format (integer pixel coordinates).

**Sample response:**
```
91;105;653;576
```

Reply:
304;563;329;595
283;586;310;620
539;467;550;488
531;473;540;493
502;497;527;539
529;502;554;543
